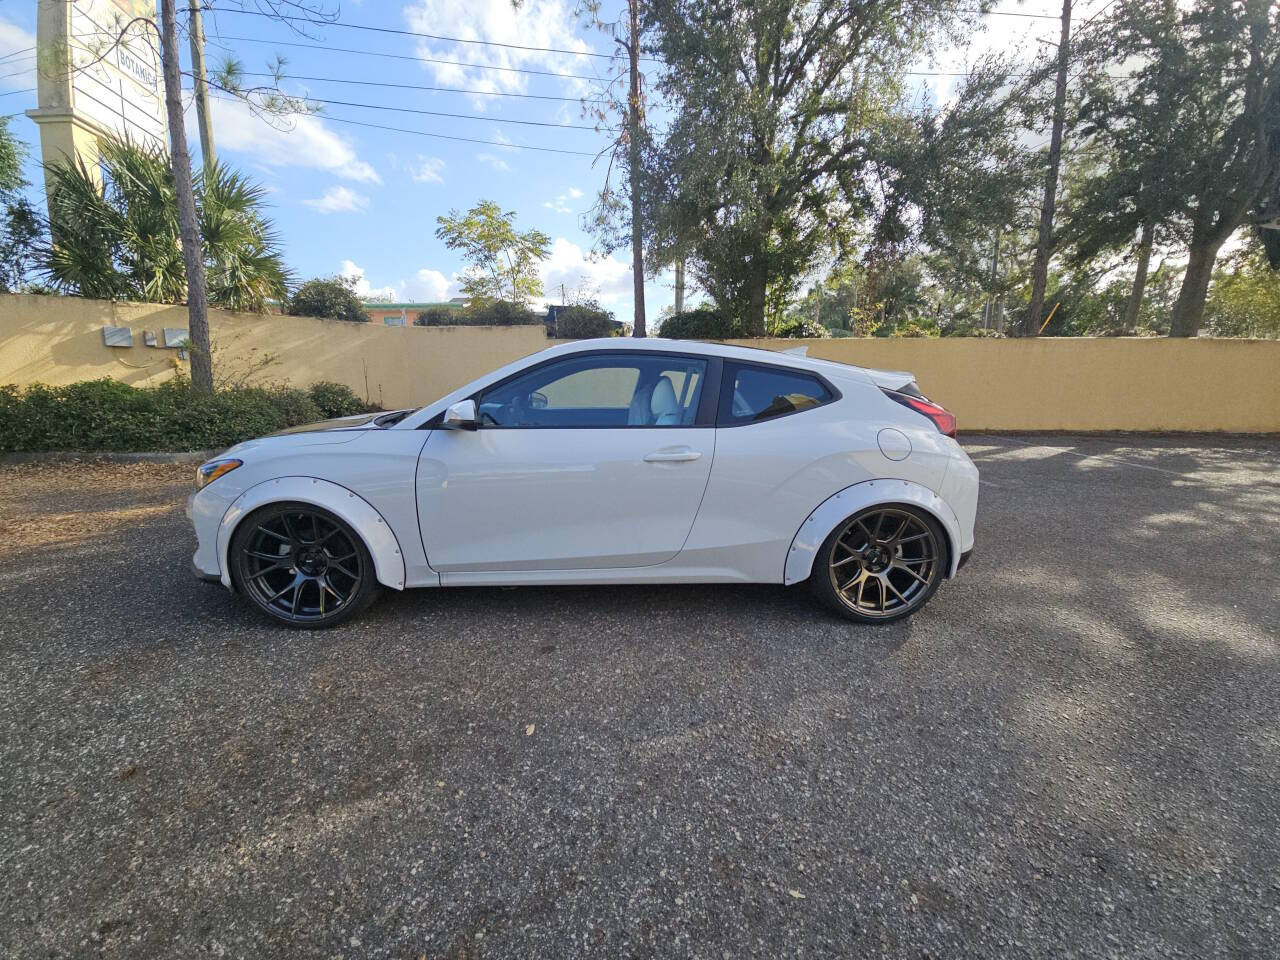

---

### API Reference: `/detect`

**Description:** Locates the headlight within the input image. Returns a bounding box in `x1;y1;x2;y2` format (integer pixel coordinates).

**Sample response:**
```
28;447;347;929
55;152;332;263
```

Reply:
195;458;243;490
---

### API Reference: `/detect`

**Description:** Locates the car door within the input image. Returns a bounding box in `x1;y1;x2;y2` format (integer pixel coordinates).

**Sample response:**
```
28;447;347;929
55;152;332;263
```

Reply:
416;350;718;572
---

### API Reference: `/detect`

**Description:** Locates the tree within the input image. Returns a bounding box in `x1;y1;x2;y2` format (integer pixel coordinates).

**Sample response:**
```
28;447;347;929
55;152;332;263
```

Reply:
1204;238;1280;338
1082;0;1280;336
287;276;369;323
643;0;976;335
434;200;550;307
44;138;289;312
0;117;42;293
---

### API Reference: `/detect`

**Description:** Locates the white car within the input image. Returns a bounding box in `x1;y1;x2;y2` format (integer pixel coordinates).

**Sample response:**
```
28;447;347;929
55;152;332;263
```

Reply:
188;338;978;628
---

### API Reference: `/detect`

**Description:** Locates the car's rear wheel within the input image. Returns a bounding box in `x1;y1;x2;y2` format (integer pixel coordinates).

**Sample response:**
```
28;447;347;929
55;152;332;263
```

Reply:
810;505;946;624
230;503;378;628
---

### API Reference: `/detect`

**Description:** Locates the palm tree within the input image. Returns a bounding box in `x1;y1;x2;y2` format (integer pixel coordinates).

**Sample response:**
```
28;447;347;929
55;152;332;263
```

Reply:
45;137;290;312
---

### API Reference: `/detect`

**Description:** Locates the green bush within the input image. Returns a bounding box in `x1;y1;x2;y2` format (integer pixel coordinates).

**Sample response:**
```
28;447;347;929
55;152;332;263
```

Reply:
768;316;832;339
307;381;367;418
0;378;338;452
413;306;459;326
458;300;541;326
287;276;369;323
554;302;617;339
658;308;744;339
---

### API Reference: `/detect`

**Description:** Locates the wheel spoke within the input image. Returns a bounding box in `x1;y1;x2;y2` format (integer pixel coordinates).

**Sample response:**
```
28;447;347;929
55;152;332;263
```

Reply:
328;549;357;562
329;561;358;580
266;572;303;604
320;577;345;605
888;515;910;543
257;525;290;543
897;554;935;566
249;560;292;579
831;553;861;569
246;549;286;561
291;578;304;615
897;532;930;545
893;563;931;586
883;576;909;606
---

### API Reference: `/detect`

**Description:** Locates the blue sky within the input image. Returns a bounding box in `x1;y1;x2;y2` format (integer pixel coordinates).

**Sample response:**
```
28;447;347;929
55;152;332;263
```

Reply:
0;1;1109;325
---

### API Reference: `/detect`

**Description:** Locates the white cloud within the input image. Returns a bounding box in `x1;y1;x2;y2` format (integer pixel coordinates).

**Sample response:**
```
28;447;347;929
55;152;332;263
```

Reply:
540;237;631;306
477;152;511;172
543;188;584;215
403;0;598;107
211;98;380;183
340;261;455;302
409;154;446;184
0;20;36;89
306;185;370;213
405;268;452;302
340;260;398;299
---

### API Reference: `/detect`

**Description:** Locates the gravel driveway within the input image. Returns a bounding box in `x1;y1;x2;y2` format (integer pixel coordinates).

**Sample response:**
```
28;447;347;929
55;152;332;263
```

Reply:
1;436;1277;959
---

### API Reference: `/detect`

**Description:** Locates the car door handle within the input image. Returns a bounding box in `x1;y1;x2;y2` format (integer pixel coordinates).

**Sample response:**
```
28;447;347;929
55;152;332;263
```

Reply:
644;448;702;463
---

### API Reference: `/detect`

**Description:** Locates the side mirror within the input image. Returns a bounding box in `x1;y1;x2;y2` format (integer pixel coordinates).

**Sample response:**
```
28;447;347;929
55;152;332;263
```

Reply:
443;398;479;431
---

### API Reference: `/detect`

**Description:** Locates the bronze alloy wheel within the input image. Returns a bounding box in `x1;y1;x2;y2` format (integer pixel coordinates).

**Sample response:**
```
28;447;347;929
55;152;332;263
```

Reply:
811;505;946;623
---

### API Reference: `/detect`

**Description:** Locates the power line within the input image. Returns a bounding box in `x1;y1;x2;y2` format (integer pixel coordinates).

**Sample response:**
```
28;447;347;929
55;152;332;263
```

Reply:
212;34;620;84
216;8;659;63
0;63;37;84
312;113;600;157
209;93;598;156
301;94;606;131
230;70;605;104
0;47;35;64
0;87;36;99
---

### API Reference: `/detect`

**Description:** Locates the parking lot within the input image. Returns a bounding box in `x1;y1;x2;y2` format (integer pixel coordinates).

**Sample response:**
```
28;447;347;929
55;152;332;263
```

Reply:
1;435;1277;959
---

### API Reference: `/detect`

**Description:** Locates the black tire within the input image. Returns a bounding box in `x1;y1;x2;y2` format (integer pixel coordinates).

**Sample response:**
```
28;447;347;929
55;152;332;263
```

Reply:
229;502;379;629
808;504;948;624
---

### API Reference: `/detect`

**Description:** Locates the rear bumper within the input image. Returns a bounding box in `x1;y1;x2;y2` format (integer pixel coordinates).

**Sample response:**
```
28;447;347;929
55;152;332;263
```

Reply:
190;557;222;584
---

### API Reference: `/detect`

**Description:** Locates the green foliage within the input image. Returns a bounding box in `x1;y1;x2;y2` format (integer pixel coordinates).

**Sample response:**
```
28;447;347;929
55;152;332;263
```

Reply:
287;275;368;323
44;137;290;310
456;300;541;326
413;306;458;326
553;302;617;339
1205;246;1280;339
435;200;550;306
306;381;368;418
643;0;976;334
0;117;43;294
659;308;744;339
0;378;342;452
768;316;831;339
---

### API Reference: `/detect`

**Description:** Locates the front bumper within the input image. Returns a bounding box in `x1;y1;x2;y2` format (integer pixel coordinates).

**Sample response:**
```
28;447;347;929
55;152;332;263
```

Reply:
957;547;973;571
188;487;226;582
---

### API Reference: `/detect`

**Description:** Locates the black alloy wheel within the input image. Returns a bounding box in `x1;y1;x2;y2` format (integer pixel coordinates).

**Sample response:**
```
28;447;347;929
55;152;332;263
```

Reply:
231;503;377;627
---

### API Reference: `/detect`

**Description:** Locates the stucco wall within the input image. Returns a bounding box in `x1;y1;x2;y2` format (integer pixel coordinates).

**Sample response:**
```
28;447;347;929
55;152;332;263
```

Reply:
2;294;1278;431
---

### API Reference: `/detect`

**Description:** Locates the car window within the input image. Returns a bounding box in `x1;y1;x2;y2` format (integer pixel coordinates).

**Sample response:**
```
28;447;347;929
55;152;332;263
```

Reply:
478;354;708;428
719;363;832;425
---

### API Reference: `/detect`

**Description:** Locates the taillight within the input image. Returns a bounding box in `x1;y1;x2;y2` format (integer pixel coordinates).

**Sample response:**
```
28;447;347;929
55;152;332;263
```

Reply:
881;388;957;438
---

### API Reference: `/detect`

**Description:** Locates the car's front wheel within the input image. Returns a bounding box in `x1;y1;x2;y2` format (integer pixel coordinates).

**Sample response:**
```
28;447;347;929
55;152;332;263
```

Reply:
229;502;379;628
810;504;946;623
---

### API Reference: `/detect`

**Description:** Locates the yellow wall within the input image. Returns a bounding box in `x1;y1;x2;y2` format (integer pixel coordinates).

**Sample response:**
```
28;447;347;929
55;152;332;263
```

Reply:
0;294;551;411
2;294;1278;431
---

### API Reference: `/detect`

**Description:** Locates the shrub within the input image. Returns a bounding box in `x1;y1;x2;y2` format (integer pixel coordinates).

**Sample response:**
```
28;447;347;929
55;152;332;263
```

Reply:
307;381;367;418
554;302;617;339
413;306;458;326
287;276;369;323
456;300;541;326
659;308;744;339
0;378;338;452
769;316;832;339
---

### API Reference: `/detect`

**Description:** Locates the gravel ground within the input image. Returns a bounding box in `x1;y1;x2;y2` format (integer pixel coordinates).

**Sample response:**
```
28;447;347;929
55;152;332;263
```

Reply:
1;436;1278;959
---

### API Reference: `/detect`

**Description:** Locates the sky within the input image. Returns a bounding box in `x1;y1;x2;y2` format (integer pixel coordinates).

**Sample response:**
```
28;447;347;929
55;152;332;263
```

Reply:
0;0;1117;326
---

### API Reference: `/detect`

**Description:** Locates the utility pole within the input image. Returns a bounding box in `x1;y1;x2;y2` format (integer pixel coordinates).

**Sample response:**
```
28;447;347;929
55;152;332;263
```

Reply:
625;0;646;337
187;0;216;169
674;259;684;314
1024;0;1071;337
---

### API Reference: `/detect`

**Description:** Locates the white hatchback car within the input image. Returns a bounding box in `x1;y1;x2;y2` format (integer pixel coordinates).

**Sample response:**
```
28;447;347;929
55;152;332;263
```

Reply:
188;338;978;628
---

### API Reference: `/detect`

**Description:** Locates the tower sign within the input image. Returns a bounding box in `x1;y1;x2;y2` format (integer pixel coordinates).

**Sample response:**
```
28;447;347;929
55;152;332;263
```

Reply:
27;0;168;192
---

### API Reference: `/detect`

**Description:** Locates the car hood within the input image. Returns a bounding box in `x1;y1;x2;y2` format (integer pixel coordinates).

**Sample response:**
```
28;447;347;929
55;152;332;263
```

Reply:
269;411;397;435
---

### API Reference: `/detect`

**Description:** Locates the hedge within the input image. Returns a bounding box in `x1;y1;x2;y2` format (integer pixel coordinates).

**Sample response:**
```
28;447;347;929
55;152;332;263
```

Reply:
0;378;372;452
553;303;617;339
659;308;745;339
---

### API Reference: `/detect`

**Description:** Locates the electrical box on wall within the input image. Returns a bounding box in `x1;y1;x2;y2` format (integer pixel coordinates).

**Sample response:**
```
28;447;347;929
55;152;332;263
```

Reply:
102;326;133;347
143;330;158;347
162;328;188;348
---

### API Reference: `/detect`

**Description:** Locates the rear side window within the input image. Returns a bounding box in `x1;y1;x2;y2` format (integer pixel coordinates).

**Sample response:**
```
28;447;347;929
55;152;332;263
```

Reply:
718;363;833;425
